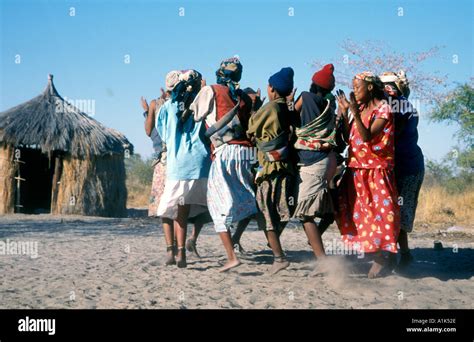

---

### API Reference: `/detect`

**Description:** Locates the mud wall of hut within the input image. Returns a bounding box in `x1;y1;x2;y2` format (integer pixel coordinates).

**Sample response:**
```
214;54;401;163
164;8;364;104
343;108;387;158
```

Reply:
53;154;127;217
0;144;17;214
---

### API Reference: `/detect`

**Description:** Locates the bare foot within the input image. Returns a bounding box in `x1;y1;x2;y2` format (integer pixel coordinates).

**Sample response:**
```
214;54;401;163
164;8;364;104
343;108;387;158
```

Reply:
219;259;241;273
310;259;330;277
163;246;176;266
164;253;176;266
186;238;201;258
176;248;187;269
269;258;290;275
368;260;384;279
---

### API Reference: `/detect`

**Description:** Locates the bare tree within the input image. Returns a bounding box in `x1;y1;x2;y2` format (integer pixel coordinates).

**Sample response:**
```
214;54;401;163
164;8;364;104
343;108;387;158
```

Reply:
311;39;450;105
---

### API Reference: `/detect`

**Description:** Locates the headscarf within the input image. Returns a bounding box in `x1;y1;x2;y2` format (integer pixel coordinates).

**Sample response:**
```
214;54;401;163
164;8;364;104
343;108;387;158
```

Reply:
354;71;384;91
165;70;182;92
170;69;202;116
215;56;243;101
268;67;294;97
170;69;202;102
380;70;410;98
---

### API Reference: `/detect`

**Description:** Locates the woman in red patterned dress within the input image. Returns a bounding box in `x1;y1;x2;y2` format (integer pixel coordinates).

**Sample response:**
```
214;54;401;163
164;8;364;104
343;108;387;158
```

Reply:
336;72;400;278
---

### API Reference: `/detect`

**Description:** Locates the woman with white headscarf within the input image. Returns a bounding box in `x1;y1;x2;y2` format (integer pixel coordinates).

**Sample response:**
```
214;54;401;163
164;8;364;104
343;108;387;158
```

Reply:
154;70;211;268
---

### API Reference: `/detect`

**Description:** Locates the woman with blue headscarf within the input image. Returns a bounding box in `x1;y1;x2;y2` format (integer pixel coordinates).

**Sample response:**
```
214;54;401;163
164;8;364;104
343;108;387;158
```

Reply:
247;67;298;275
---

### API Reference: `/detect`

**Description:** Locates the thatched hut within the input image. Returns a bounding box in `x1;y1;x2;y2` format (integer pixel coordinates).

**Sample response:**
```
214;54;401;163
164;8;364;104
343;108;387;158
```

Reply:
0;74;133;217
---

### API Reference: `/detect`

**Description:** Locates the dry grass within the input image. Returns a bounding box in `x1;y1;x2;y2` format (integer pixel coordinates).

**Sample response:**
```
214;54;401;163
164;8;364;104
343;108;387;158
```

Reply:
126;178;150;208
416;186;474;228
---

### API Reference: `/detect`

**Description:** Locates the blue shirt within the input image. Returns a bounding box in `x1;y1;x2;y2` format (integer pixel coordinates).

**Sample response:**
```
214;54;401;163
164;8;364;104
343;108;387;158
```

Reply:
394;96;424;176
156;99;211;180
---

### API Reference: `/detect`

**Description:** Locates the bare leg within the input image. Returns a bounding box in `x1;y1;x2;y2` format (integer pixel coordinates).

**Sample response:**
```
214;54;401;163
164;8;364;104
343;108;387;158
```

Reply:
163;217;174;247
189;225;200;242
266;230;290;275
317;213;334;236
231;217;251;253
175;204;190;268
264;227;283;249
398;230;409;252
218;231;241;272
255;212;267;230
173;223;177;251
302;217;326;259
186;219;203;258
162;217;175;266
232;217;251;244
368;251;385;279
397;229;413;268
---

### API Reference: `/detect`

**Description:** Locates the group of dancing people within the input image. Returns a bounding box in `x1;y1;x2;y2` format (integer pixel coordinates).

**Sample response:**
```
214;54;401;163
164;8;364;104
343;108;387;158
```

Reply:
140;57;424;278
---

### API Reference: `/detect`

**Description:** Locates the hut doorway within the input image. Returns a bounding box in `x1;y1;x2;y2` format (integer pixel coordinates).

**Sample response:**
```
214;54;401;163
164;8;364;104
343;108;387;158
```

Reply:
15;148;56;214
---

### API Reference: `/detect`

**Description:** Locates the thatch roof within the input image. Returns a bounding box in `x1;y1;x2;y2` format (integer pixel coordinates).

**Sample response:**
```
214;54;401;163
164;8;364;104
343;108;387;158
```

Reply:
0;75;133;157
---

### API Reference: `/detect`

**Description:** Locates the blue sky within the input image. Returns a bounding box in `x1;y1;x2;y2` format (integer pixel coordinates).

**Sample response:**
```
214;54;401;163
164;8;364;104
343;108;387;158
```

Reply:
1;0;472;161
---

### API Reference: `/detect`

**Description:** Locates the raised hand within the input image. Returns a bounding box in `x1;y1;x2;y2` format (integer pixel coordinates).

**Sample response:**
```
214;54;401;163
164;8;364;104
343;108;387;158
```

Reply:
159;88;167;101
286;87;297;103
149;99;157;115
349;92;360;118
256;88;266;103
335;89;350;114
248;88;265;112
141;96;149;112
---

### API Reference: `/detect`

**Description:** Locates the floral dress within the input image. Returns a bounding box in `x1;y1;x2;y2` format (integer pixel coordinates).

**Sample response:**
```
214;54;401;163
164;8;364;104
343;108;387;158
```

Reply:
337;101;400;253
148;155;166;217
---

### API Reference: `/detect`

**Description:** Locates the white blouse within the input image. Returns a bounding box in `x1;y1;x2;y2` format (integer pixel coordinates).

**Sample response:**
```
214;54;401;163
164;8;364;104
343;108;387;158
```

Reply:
190;85;217;128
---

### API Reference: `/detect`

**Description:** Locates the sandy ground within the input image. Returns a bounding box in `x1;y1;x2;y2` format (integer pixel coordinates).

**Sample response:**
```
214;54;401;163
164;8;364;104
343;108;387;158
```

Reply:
0;212;473;309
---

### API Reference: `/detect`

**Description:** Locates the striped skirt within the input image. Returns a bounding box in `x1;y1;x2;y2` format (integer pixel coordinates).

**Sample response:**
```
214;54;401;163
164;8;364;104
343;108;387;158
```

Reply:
207;144;258;233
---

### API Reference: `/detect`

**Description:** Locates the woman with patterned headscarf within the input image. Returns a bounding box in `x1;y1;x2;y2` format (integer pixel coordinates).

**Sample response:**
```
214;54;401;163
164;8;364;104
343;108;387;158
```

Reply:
335;72;400;278
155;69;211;269
190;57;258;272
380;71;424;270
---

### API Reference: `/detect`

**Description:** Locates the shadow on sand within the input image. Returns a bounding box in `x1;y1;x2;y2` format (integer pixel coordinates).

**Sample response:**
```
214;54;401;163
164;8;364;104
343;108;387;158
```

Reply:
0;214;472;281
245;247;474;281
